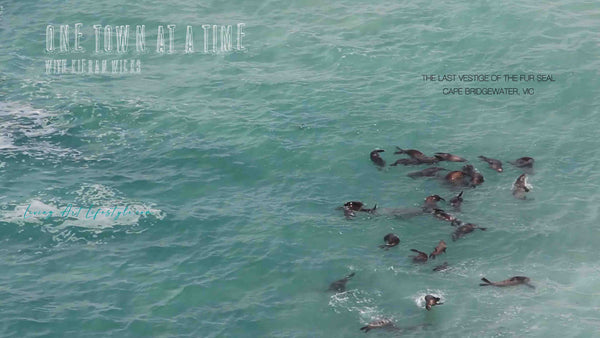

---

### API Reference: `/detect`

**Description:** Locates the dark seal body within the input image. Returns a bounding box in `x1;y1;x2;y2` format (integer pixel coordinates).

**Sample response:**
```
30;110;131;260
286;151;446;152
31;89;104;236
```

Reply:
450;191;463;211
510;157;534;168
512;173;531;199
480;276;534;288
424;295;443;310
328;272;355;292
342;201;377;217
394;148;424;158
434;152;467;162
462;165;484;186
380;233;400;249
432;209;461;225
445;170;466;185
479;155;503;172
423;195;445;212
360;319;395;332
452;223;486;241
394;147;439;164
370;149;385;167
410;249;428;263
429;240;447;259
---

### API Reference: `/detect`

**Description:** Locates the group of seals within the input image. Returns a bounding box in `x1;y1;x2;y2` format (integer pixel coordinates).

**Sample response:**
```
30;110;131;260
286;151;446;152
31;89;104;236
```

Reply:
370;148;534;196
335;149;538;331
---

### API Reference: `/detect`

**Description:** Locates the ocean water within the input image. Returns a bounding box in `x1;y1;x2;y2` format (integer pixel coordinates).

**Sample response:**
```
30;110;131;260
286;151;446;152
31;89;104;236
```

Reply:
1;0;600;336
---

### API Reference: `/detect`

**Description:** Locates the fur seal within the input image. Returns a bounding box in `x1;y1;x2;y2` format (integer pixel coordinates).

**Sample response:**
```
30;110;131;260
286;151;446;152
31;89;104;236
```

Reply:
424;295;443;310
370;149;385;167
394;147;425;158
480;276;534;288
380;233;400;249
429;240;447;259
360;319;395;332
432;209;461;225
462;165;484;186
328;272;355;292
407;167;447;178
394;147;439;164
434;152;467;162
390;158;421;166
423;195;445;212
410;249;428;263
342;201;377;217
449;191;463;211
433;262;449;272
512;174;531;199
444;170;467;185
479;156;503;172
509;157;534;168
452;223;486;241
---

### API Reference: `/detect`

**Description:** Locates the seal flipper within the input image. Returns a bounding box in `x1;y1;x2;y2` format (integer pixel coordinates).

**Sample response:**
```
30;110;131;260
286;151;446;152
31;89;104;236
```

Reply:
359;326;370;332
480;277;492;286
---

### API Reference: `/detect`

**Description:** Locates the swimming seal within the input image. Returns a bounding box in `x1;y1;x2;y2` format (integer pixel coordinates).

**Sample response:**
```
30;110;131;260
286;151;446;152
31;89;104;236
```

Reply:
512;173;531;199
462;165;484;186
480;276;534;288
429;240;447;259
424;295;443;310
380;233;400;249
433;262;449;272
509;157;534;168
449;191;463;211
434;152;467;162
370;149;386;167
432;208;461;225
410;249;428;263
390;158;422;166
452;223;486;241
407;167;447;178
394;148;425;158
360;319;395;332
328;272;355;292
444;170;467;185
342;201;377;217
423;195;445;212
478;156;503;172
394;147;439;164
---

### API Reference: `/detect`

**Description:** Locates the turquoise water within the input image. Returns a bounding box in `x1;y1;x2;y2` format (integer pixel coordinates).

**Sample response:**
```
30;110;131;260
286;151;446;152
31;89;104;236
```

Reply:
1;0;600;336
